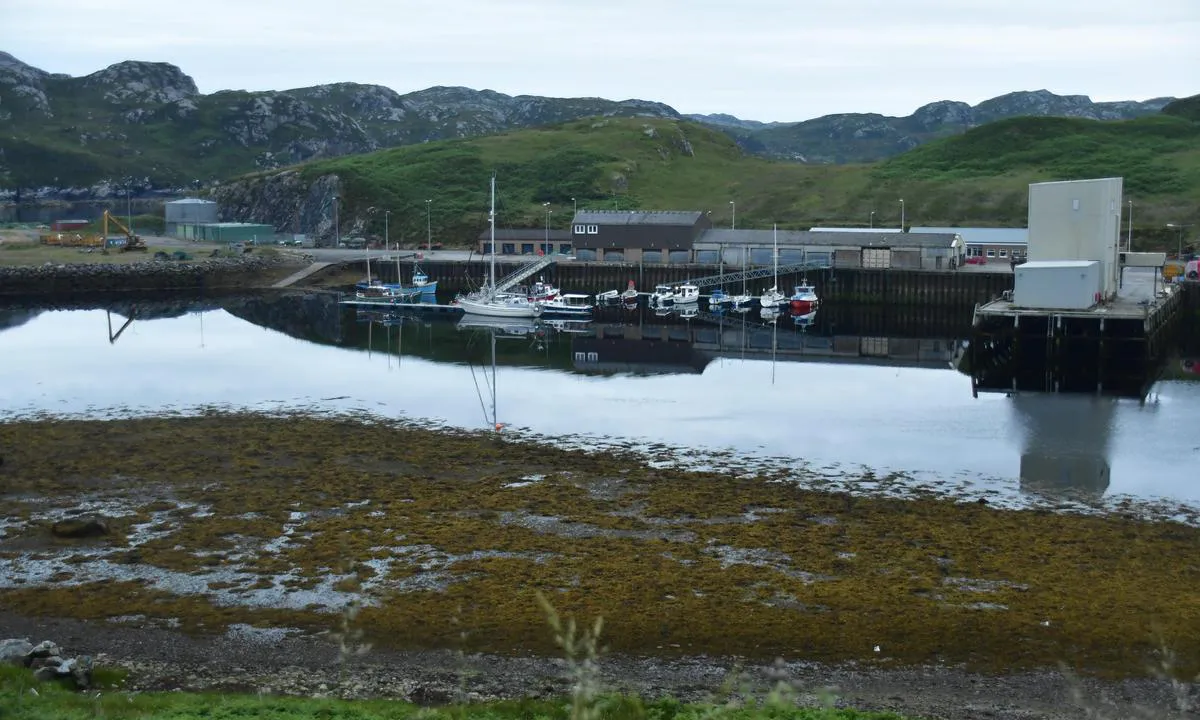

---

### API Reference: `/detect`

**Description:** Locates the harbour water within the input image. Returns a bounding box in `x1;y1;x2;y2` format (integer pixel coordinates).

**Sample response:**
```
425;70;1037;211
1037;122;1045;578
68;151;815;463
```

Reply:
1;292;1197;513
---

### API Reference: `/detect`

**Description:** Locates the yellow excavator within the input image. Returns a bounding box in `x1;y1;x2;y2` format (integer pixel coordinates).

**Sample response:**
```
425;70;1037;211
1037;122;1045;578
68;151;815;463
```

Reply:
101;210;148;252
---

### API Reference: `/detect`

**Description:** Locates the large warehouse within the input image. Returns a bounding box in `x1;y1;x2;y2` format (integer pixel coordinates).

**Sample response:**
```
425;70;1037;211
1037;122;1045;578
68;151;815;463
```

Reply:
481;210;965;269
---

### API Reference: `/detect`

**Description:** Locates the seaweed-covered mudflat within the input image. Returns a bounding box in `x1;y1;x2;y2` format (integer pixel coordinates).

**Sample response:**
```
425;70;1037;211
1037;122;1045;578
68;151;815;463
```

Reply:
1;412;1198;713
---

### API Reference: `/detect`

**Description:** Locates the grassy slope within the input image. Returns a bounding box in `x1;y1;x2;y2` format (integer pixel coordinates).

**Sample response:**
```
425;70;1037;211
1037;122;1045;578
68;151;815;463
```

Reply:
289;113;1200;246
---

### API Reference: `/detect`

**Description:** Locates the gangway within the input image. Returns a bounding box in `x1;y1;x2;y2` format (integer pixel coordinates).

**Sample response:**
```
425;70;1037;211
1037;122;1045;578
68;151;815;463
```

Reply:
493;253;556;293
680;259;830;291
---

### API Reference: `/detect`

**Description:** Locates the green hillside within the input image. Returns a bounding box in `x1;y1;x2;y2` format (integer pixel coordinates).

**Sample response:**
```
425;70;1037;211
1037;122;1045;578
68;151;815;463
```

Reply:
277;109;1200;246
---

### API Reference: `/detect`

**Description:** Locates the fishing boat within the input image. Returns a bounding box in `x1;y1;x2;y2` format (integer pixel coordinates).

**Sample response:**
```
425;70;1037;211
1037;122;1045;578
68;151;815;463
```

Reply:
454;176;543;319
620;280;639;303
672;284;700;304
409;264;438;296
759;224;786;309
789;281;819;311
540;293;594;317
649;284;675;307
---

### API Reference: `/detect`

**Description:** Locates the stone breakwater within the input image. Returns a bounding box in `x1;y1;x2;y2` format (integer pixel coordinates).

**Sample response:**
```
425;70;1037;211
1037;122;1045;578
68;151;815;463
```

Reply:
0;255;310;296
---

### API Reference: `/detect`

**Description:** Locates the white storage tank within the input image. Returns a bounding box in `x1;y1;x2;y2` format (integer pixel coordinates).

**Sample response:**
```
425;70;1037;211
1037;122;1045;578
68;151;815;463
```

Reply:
1026;178;1122;299
1013;260;1102;310
165;198;218;225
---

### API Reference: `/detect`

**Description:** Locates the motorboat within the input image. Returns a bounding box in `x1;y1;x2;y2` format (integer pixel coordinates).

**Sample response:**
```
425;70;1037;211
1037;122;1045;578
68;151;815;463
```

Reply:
728;293;755;308
649;284;675;307
525;279;560;302
620;280;639;303
540;293;594;317
672;284;700;304
709;288;729;307
789;281;819;311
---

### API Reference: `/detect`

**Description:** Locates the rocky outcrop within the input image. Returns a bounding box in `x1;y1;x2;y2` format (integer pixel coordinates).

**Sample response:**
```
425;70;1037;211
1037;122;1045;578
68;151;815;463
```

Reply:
211;171;343;239
0;254;308;296
1;639;94;690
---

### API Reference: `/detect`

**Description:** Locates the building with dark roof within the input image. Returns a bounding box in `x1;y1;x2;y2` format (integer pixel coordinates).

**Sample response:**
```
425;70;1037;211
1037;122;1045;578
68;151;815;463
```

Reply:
477;228;573;255
910;227;1027;264
475;209;966;269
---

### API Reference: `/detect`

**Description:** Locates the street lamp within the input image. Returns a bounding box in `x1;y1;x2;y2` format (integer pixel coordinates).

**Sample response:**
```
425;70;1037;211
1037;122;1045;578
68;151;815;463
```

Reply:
1167;223;1191;259
899;198;905;232
424;199;432;253
1126;200;1132;252
729;200;735;230
333;195;340;247
543;202;552;255
571;197;577;216
384;210;391;250
870;210;875;229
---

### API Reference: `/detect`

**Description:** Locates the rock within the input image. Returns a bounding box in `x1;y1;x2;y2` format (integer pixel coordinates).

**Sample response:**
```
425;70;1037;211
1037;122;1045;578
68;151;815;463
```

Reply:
27;640;61;661
0;638;33;665
51;517;109;539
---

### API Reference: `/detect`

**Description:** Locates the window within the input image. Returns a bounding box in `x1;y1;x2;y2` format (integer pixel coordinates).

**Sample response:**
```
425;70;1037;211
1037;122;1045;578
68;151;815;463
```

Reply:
603;249;624;262
642;250;663;263
576;249;597;261
693;250;719;264
558;243;572;254
481;243;493;254
586;225;599;234
501;243;516;254
986;249;996;258
573;224;586;234
999;249;1008;258
668;250;690;264
521;243;534;254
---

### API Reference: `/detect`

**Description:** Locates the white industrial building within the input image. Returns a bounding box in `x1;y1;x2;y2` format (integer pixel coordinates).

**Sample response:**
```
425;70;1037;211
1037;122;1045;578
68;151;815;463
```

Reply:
692;229;964;270
910;226;1028;263
1012;177;1124;310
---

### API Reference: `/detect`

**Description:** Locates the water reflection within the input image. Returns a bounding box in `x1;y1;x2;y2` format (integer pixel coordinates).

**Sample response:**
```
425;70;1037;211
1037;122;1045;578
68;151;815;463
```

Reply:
2;292;1199;508
1012;394;1116;500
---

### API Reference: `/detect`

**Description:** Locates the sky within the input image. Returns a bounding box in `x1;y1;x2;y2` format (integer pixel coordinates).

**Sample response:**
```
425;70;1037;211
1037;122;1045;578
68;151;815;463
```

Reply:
1;0;1196;122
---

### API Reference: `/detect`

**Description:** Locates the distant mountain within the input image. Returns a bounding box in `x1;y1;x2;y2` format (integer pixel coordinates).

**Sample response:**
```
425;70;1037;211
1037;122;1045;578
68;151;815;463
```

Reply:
0;51;1183;195
743;91;1177;163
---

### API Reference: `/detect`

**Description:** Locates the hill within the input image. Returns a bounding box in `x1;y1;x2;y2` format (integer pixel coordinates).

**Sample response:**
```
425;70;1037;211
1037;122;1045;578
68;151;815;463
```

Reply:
0;51;1179;195
213;108;1200;246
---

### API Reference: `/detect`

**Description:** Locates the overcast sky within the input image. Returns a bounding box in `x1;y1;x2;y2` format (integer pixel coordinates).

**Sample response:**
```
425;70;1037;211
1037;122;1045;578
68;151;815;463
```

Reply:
1;0;1196;122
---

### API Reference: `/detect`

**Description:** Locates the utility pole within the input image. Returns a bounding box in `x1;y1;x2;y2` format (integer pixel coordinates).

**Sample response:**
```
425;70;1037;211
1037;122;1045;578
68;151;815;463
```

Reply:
729;200;735;230
424;199;432;253
1126;200;1132;252
899;198;905;232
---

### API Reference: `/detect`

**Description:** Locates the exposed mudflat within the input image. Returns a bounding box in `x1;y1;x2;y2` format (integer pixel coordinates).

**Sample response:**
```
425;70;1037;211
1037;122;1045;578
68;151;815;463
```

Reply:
0;413;1197;719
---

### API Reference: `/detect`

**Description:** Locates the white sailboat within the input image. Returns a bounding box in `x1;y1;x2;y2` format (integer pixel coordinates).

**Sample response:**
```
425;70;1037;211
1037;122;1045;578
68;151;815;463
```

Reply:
759;224;786;309
456;175;543;319
728;246;754;308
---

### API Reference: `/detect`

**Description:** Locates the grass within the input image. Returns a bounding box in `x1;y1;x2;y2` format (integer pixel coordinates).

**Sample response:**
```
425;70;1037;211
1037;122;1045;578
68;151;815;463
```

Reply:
0;666;918;720
1;413;1198;681
227;112;1200;251
0;241;154;265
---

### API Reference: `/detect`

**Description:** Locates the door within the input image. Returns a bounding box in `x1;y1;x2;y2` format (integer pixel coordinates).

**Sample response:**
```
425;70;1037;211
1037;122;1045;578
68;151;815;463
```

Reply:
862;248;892;269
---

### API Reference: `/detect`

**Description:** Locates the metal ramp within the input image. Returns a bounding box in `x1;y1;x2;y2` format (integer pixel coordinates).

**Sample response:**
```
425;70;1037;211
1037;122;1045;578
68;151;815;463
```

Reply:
494;254;556;292
677;260;830;290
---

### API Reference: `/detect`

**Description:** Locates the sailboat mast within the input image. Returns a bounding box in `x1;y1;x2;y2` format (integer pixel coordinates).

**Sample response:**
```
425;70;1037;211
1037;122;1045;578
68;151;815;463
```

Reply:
489;174;497;298
773;224;778;288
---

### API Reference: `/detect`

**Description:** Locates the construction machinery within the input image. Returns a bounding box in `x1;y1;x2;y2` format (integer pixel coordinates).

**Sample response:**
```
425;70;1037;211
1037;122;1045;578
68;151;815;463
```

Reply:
100;211;148;252
38;210;149;252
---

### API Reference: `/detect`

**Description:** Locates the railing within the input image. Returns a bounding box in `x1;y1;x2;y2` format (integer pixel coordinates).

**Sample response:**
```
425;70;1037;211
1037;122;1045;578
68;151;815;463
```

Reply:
494;254;557;292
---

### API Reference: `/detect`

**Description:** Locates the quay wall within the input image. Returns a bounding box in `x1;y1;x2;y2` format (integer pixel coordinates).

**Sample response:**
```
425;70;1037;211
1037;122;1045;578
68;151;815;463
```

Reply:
364;260;1015;307
0;255;307;297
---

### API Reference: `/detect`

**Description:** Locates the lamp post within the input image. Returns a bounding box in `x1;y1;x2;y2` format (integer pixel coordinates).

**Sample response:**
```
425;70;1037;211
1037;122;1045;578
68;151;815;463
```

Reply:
571;197;577;216
1167;223;1190;259
424;199;432;253
126;180;133;233
729;200;735;230
384;210;390;250
333;196;340;247
1126;200;1132;252
870;210;875;229
543;202;552;255
899;198;905;232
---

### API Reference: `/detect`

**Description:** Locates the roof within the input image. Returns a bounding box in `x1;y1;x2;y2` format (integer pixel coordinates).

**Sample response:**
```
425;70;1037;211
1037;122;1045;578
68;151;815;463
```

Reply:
911;226;1028;246
696;228;960;249
203;222;273;228
478;228;573;241
1018;260;1099;269
165;198;216;205
572;210;705;226
809;227;902;233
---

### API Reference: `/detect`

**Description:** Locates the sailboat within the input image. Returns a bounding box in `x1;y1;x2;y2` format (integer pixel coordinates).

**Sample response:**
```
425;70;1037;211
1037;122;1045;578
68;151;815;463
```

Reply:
759;224;786;309
728;246;754;308
455;175;543;319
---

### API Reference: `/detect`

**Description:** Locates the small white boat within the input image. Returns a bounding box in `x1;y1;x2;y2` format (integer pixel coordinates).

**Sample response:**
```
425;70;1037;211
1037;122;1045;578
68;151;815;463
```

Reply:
457;292;543;318
541;293;594;316
596;289;620;304
672;284;700;304
727;293;754;308
649;284;675;306
620;280;639;303
526;279;560;302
